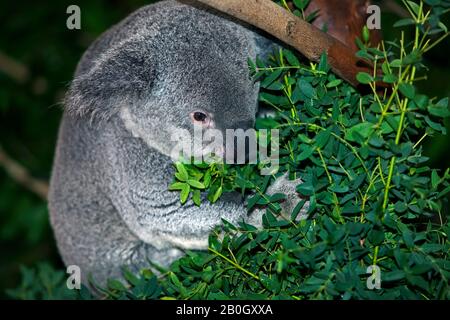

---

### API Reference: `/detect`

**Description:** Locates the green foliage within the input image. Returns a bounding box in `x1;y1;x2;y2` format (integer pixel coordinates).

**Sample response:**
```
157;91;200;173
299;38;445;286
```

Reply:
98;217;449;300
158;0;450;300
6;263;78;300
4;0;450;300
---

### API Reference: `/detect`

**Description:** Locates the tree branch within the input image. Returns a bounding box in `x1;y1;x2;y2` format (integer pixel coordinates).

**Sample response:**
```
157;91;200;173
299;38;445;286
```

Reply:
193;0;371;87
382;0;410;18
0;145;49;200
0;51;30;84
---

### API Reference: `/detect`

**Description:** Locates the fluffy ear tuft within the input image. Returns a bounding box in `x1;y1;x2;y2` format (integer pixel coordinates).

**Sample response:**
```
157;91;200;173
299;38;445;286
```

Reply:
65;39;155;121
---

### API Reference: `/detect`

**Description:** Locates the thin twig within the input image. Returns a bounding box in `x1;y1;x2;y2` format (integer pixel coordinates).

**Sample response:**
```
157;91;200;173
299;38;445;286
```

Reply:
0;145;49;200
382;0;410;18
0;51;30;83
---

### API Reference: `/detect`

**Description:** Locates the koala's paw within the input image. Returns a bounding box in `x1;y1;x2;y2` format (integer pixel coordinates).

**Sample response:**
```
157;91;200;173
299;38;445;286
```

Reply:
246;173;310;228
266;173;310;220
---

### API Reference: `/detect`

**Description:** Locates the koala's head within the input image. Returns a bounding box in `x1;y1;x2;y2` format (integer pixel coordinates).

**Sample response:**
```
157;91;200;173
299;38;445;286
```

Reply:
65;4;266;161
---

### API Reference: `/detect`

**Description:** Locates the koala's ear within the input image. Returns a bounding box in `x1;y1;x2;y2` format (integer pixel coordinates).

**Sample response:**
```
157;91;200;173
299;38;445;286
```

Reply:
65;39;154;121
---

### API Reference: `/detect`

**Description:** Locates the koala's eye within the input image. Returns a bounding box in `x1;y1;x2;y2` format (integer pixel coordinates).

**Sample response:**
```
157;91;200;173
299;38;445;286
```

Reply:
193;112;207;122
191;111;210;124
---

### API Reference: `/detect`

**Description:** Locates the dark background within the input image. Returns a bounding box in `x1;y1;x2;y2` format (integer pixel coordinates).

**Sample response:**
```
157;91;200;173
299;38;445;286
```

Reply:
0;0;448;297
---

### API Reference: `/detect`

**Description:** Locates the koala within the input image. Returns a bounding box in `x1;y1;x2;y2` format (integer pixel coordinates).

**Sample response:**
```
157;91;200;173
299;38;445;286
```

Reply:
49;0;306;287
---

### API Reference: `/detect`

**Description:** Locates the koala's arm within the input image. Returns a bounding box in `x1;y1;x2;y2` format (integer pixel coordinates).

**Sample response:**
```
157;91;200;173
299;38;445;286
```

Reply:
107;133;308;250
114;187;249;251
104;134;248;251
108;133;309;247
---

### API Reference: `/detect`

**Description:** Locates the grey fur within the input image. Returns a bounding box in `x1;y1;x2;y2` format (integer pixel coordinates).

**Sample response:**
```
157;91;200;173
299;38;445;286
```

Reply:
49;0;306;286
